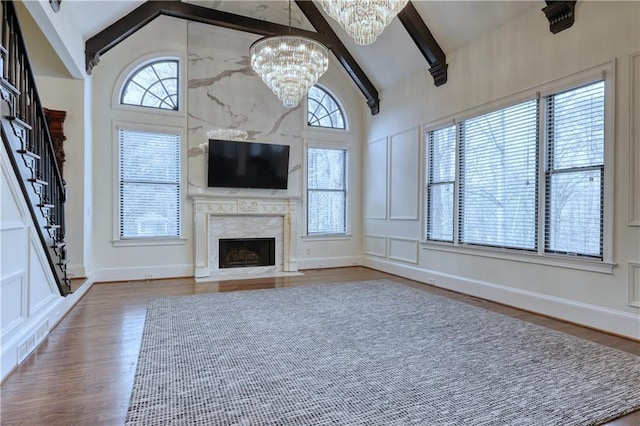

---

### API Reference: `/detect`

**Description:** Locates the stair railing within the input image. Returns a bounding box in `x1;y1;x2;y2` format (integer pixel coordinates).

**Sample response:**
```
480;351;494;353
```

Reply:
1;0;70;295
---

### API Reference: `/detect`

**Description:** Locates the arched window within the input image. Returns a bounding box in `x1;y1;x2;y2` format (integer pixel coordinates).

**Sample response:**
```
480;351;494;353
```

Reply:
120;60;179;110
307;86;346;129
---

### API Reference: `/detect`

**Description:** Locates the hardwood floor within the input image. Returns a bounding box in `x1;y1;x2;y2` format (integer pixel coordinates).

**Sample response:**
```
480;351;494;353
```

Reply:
1;267;638;425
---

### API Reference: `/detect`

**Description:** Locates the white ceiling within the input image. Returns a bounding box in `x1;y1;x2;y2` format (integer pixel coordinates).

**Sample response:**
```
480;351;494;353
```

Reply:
36;1;541;90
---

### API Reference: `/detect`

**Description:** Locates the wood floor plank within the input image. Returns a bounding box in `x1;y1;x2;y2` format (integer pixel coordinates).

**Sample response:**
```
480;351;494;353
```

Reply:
1;267;638;425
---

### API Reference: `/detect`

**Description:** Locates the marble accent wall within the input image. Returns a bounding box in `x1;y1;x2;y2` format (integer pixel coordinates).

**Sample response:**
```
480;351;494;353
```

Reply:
186;23;304;198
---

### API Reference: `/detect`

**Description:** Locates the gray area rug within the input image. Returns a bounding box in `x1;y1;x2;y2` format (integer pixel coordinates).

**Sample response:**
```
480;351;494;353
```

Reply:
125;280;640;425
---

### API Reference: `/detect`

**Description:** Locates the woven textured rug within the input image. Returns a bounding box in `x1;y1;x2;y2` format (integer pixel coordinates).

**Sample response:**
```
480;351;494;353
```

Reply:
125;280;640;425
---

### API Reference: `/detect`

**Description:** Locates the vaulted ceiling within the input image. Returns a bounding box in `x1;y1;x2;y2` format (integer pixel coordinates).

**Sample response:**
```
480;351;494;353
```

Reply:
23;1;550;112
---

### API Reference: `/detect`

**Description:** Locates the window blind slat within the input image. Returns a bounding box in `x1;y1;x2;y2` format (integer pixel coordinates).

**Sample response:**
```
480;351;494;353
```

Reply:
307;147;347;235
459;100;538;250
119;129;181;239
545;80;604;258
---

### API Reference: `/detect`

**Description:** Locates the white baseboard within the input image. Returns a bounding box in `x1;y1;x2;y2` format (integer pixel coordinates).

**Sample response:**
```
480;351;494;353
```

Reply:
363;257;640;340
92;264;193;283
1;276;95;382
297;256;362;270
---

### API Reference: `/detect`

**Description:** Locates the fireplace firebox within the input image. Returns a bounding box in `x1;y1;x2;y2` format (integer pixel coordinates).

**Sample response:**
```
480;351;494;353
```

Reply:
219;238;276;269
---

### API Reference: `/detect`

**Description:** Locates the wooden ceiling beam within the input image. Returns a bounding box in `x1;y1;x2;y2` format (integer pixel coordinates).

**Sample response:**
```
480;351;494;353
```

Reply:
397;1;448;86
85;1;325;73
294;0;380;115
542;1;577;34
85;0;379;115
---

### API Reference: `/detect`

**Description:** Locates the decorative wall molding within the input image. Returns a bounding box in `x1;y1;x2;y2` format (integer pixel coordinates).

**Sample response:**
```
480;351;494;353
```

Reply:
363;257;640;340
364;234;387;258
297;256;362;270
629;51;640;226
388;237;419;264
629;262;640;308
364;138;388;220
389;127;420;221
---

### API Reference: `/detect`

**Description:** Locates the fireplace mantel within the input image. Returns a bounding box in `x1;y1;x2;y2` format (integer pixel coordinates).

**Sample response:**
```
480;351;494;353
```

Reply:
191;195;299;279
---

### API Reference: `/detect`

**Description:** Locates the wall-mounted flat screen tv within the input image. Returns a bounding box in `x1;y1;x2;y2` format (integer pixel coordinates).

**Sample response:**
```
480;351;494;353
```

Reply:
208;139;290;189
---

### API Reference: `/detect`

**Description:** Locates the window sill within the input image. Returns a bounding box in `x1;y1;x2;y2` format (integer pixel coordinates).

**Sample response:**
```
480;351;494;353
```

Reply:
112;237;187;247
302;234;352;242
421;241;616;274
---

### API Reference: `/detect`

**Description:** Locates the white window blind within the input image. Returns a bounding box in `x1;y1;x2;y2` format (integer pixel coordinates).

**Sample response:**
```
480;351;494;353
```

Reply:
307;147;347;235
119;129;181;239
459;100;538;250
427;125;456;242
545;80;604;258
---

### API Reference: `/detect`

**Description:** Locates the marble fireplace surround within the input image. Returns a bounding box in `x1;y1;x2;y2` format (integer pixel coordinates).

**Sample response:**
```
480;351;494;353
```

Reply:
191;195;299;280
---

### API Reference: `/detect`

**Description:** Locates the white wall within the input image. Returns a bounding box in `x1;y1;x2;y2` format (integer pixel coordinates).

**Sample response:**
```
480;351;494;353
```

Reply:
89;15;364;282
36;76;88;278
364;2;640;338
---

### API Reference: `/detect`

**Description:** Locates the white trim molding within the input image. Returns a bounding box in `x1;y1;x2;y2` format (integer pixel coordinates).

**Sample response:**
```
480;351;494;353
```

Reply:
630;51;640;226
363;257;640;340
364;234;387;258
388;237;419;264
630;262;640;308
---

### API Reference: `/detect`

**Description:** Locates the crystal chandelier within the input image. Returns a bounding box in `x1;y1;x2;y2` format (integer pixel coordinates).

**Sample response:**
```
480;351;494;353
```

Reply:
207;128;248;141
318;0;409;45
250;2;329;108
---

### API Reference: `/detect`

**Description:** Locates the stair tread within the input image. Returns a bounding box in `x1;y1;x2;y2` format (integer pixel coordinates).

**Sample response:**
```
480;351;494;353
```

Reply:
52;241;66;248
45;224;61;229
57;259;70;265
38;203;55;208
27;178;47;186
17;149;40;160
7;115;32;130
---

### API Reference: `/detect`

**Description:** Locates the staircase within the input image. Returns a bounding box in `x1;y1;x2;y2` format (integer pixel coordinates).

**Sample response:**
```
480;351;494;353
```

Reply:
0;1;71;296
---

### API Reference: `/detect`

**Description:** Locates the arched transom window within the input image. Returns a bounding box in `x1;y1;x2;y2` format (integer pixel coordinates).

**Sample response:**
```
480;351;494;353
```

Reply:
121;60;179;110
307;86;345;129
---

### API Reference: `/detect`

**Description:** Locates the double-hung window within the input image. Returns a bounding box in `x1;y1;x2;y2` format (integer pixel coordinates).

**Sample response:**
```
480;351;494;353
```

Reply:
425;74;607;262
119;129;181;239
545;81;604;257
307;147;348;235
426;126;456;242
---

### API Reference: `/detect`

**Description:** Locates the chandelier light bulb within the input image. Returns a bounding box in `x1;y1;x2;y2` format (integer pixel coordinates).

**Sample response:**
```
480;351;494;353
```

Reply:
319;0;409;45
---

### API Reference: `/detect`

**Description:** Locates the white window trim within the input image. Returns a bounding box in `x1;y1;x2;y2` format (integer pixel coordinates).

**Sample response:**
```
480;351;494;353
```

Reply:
421;61;616;273
112;53;186;118
304;140;351;238
112;120;187;245
304;83;350;132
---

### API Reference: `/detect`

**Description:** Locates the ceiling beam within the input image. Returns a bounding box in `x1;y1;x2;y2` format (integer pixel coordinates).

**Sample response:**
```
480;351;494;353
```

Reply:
85;0;379;115
542;1;577;34
397;2;448;87
294;0;380;115
85;1;325;73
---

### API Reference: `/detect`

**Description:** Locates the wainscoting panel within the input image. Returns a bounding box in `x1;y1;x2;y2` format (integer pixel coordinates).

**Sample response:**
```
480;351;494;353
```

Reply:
388;237;419;264
630;51;640;226
364;235;387;258
364;138;388;220
389;127;420;220
1;271;25;338
630;262;640;307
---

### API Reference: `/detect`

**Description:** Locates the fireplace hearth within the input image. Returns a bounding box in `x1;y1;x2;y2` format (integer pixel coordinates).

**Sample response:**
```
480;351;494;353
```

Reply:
219;238;276;269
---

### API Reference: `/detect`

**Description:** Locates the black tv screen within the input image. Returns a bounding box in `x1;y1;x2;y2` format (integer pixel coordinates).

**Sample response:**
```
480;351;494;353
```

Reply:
208;139;290;189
